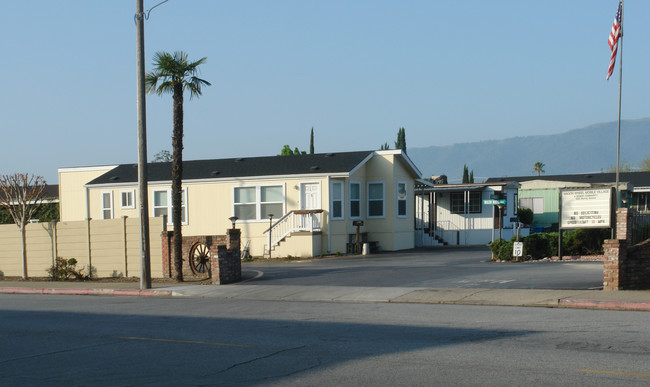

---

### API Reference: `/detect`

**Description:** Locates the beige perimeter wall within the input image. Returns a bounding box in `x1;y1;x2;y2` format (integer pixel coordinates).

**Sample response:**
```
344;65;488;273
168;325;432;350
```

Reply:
0;217;165;278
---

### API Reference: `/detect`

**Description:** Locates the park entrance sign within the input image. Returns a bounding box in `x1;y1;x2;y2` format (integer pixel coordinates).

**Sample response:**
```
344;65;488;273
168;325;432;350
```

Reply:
559;188;613;229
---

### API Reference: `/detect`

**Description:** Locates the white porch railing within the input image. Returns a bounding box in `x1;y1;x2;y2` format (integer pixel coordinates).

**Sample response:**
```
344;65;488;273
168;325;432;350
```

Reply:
263;209;323;250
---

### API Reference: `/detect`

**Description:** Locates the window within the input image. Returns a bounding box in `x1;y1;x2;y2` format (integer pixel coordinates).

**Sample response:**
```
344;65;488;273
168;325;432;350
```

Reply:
153;189;187;224
367;182;384;218
234;185;284;221
120;189;135;209
519;197;544;214
397;182;407;217
101;191;113;219
350;182;361;218
468;191;482;213
330;181;344;220
451;191;482;214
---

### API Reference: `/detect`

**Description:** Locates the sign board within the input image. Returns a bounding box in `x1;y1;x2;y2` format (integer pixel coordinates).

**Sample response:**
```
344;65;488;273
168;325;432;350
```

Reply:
560;188;612;229
513;242;523;257
483;199;506;205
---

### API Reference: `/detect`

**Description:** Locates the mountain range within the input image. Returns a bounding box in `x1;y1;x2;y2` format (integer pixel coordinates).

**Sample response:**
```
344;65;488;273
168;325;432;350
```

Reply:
407;118;650;183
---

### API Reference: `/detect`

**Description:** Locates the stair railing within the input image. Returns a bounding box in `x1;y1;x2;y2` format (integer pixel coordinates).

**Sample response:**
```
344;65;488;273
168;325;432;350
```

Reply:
264;209;323;249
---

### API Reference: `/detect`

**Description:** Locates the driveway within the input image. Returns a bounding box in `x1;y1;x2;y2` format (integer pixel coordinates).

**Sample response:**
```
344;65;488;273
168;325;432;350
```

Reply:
243;247;604;290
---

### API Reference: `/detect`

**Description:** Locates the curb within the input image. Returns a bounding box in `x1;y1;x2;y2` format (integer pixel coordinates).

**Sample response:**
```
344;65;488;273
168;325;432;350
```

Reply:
559;298;650;312
0;287;174;297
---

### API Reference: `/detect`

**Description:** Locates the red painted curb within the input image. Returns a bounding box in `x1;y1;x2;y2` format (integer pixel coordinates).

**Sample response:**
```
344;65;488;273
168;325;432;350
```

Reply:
0;287;173;297
559;298;650;311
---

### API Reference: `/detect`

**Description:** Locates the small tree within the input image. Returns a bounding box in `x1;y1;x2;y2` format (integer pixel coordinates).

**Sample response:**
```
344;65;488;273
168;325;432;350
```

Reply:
380;142;390;150
517;207;534;226
0;173;47;279
462;165;469;184
469;170;474;184
152;150;172;162
640;155;650;171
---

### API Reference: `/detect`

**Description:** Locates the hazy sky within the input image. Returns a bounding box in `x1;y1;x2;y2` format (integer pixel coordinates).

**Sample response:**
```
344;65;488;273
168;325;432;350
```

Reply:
2;0;648;183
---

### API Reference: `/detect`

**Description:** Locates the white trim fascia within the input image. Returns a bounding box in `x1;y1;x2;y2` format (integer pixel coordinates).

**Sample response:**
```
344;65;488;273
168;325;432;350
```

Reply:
632;186;650;192
84;181;139;189
85;172;351;188
58;165;118;174
347;152;376;177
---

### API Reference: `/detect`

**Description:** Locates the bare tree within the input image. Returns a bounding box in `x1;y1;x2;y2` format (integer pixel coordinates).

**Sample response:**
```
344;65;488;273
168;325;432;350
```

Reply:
0;173;47;279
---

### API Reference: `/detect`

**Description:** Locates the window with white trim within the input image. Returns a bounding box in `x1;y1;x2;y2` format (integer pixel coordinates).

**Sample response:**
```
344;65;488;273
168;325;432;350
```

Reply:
519;197;544;214
153;188;187;224
330;181;344;220
234;185;284;221
367;182;385;218
120;189;135;209
101;191;113;219
397;182;407;217
349;182;361;218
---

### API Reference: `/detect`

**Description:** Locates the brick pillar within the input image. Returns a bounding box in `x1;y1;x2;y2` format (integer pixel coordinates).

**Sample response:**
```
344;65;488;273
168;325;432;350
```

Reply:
210;228;242;284
161;231;173;278
603;238;626;291
615;208;631;240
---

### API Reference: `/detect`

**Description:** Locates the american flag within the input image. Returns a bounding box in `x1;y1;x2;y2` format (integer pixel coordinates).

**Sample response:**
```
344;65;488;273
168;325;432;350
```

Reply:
607;0;623;80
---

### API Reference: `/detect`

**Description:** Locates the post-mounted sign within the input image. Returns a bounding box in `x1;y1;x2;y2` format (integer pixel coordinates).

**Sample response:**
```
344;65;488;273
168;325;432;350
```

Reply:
559;188;613;229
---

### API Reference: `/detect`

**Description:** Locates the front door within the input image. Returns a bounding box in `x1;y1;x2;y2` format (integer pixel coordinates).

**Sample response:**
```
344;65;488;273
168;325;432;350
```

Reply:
300;182;320;210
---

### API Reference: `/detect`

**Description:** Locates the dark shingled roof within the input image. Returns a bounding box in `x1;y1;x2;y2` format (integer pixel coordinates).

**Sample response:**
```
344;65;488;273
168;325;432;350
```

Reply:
485;171;650;187
87;151;375;185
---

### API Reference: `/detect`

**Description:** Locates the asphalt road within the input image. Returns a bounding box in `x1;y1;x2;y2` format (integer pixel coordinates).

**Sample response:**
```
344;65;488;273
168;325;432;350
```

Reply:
1;295;649;386
243;247;604;290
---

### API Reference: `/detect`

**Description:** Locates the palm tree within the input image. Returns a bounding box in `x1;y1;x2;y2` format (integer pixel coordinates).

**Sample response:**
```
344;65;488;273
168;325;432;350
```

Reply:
146;51;210;282
532;161;546;176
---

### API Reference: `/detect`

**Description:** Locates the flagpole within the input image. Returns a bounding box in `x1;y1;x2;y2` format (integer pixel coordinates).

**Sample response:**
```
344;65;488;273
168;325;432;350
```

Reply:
615;0;624;208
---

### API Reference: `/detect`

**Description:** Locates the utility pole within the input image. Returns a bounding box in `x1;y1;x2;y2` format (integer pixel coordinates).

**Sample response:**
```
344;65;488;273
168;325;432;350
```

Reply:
136;0;152;289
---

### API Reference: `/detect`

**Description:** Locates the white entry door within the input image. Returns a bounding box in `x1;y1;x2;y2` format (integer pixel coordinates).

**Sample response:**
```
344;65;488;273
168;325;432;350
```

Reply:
300;182;321;210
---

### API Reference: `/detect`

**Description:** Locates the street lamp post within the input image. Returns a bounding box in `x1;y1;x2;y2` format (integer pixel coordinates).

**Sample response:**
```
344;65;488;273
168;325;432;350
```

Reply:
497;203;504;241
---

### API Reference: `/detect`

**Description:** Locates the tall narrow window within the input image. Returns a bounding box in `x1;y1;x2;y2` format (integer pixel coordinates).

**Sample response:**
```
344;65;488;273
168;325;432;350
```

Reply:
367;182;385;218
261;186;283;219
234;186;256;220
350;182;360;218
121;189;135;209
153;190;168;218
397;182;407;217
101;191;113;219
330;181;343;220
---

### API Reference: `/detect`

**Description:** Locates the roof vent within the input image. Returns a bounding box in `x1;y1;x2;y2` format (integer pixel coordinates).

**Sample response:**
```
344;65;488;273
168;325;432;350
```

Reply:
586;175;593;178
310;166;320;171
325;153;335;157
109;176;119;181
210;170;220;176
235;158;244;162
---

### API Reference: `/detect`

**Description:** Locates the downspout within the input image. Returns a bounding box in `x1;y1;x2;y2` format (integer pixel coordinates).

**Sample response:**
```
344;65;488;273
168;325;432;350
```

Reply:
85;186;90;220
326;176;331;253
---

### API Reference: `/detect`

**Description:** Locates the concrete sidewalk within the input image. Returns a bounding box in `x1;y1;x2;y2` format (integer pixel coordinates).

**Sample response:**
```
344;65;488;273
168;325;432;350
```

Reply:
1;280;649;311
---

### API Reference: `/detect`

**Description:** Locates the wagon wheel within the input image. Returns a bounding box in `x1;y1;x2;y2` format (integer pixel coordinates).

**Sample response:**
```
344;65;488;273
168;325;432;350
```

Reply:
190;243;211;274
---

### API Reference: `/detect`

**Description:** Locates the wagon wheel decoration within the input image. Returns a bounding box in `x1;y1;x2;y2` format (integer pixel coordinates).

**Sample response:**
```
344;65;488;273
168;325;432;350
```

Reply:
189;243;211;274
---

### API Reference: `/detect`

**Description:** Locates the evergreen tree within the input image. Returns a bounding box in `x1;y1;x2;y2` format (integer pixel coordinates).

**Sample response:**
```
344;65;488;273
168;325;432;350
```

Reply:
462;165;469;184
309;127;314;154
469;170;474;184
394;127;407;153
380;142;390;150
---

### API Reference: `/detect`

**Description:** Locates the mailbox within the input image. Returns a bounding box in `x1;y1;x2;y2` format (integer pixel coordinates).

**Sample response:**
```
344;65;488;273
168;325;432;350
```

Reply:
352;220;364;227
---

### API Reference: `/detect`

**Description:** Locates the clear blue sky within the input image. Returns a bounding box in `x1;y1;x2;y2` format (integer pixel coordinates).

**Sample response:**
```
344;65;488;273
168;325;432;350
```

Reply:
2;0;648;183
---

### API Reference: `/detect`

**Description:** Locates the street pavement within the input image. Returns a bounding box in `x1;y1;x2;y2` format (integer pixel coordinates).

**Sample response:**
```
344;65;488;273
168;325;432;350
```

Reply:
1;275;650;312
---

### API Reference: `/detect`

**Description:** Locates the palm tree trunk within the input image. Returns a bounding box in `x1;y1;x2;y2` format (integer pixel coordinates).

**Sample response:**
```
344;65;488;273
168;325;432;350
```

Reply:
172;83;184;282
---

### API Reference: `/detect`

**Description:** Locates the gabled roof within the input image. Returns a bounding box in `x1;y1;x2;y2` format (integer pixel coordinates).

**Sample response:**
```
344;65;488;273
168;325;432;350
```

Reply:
485;171;650;187
86;150;420;186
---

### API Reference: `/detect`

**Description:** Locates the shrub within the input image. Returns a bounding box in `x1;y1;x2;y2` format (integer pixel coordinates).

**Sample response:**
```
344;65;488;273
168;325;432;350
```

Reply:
47;258;88;281
489;238;515;261
517;207;534;226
